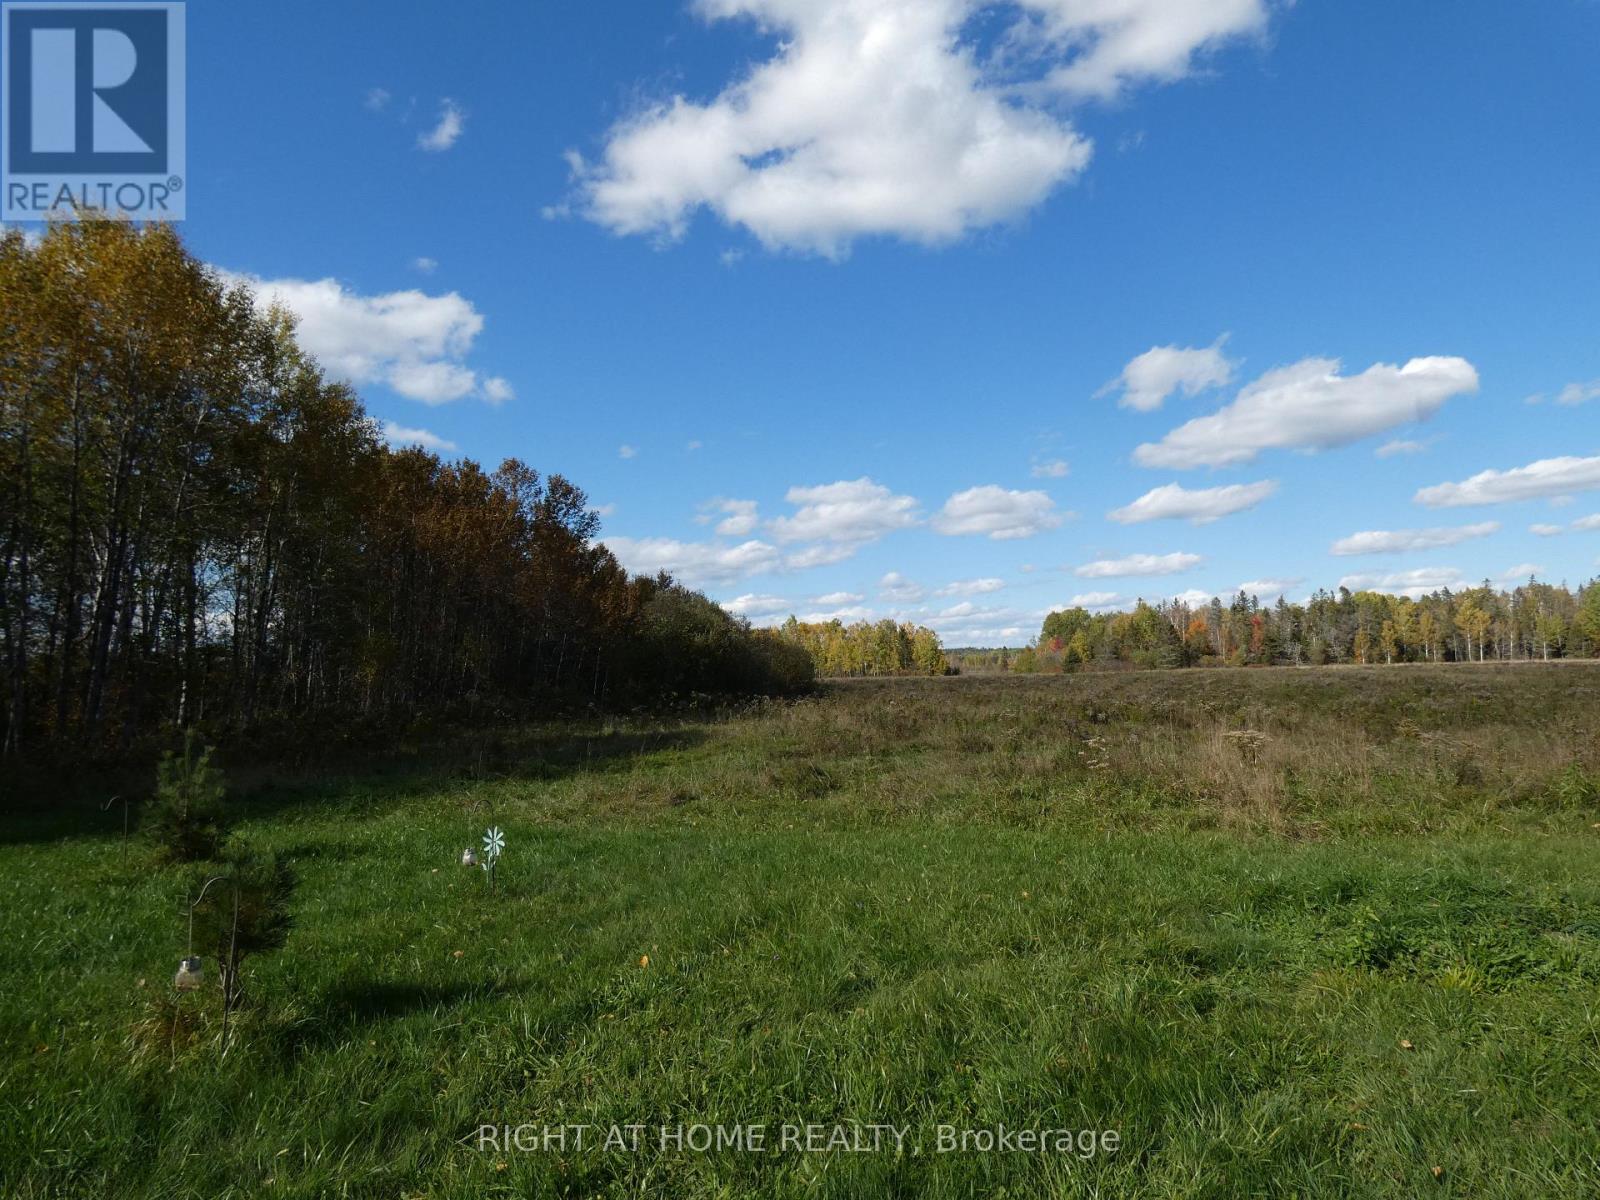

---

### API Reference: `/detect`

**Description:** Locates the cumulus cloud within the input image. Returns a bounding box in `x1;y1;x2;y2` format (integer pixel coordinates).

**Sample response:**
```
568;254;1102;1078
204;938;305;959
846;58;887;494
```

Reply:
784;543;859;569
1337;567;1470;599
699;498;760;537
1530;523;1564;537
935;577;1006;597
380;422;457;453
878;571;925;603
1501;563;1543;581
1574;514;1600;532
1414;455;1600;508
1025;0;1270;100
1031;459;1070;479
388;361;479;404
482;376;515;404
602;536;781;585
1329;521;1500;556
932;485;1062;540
814;591;865;606
418;100;465;152
1068;591;1126;611
1238;577;1302;598
1375;438;1428;458
769;478;920;543
1134;356;1479;469
722;593;794;618
572;0;1270;256
1074;551;1201;578
1556;380;1600;406
801;604;876;623
1099;338;1234;412
223;273;507;405
1108;480;1276;525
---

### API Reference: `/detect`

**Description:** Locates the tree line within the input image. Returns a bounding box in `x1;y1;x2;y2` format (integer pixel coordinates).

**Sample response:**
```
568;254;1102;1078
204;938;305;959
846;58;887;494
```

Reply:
0;220;810;763
774;617;949;677
1011;581;1600;673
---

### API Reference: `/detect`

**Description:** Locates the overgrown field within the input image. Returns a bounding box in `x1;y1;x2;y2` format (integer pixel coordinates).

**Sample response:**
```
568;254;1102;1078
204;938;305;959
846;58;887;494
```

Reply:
5;665;1600;1198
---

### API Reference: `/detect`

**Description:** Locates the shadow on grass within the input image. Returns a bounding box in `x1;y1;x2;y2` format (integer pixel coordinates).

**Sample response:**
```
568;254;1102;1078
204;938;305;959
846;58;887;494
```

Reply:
1;725;709;846
279;978;528;1058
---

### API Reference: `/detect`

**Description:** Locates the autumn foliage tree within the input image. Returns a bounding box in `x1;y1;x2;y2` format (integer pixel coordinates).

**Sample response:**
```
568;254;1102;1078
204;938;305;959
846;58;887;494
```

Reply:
0;220;809;764
1020;579;1600;674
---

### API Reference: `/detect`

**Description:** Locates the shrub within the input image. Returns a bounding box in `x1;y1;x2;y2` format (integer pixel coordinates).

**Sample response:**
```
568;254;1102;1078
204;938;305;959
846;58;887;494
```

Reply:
146;732;227;862
188;845;295;1012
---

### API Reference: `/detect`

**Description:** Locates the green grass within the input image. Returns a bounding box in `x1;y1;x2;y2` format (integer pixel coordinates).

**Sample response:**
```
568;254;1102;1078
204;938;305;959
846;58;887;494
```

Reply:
5;666;1600;1197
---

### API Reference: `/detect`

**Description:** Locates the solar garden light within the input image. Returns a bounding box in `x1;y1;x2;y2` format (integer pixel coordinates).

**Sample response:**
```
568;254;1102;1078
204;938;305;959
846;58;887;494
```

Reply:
176;875;238;991
174;955;204;991
176;873;244;1054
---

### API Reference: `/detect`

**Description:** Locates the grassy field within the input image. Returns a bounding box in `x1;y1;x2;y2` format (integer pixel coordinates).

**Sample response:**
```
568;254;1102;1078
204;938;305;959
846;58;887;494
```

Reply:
5;664;1600;1198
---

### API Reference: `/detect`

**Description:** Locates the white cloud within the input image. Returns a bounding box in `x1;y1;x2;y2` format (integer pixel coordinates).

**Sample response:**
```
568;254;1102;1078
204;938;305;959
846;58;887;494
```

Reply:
388;360;479;404
1238;577;1302;598
814;591;865;606
589;503;617;518
1375;438;1427;458
932;485;1062;540
699;498;760;537
1556;380;1600;406
1501;563;1543;581
1099;338;1234;412
770;478;920;543
224;273;507;406
1415;456;1600;508
1573;514;1600;532
1074;551;1201;578
482;376;515;404
878;571;925;603
723;593;793;618
1135;356;1479;469
412;256;438;274
603;536;781;585
1337;567;1470;599
935;577;1006;597
800;604;876;622
686;439;704;452
1026;0;1270;100
1068;591;1126;611
418;100;465;152
1166;588;1216;608
1329;521;1500;556
1530;524;1564;537
784;543;859;569
380;421;457;453
1031;458;1070;479
1108;479;1276;525
573;0;1270;257
364;87;391;113
619;444;639;459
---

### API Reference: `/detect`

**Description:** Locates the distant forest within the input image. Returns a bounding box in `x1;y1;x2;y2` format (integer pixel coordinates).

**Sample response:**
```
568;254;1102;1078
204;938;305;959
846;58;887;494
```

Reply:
773;618;949;677
0;221;811;763
952;582;1600;674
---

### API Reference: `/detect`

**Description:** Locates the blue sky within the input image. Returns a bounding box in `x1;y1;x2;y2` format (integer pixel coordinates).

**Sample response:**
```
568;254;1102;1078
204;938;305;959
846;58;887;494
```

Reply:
173;0;1599;644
